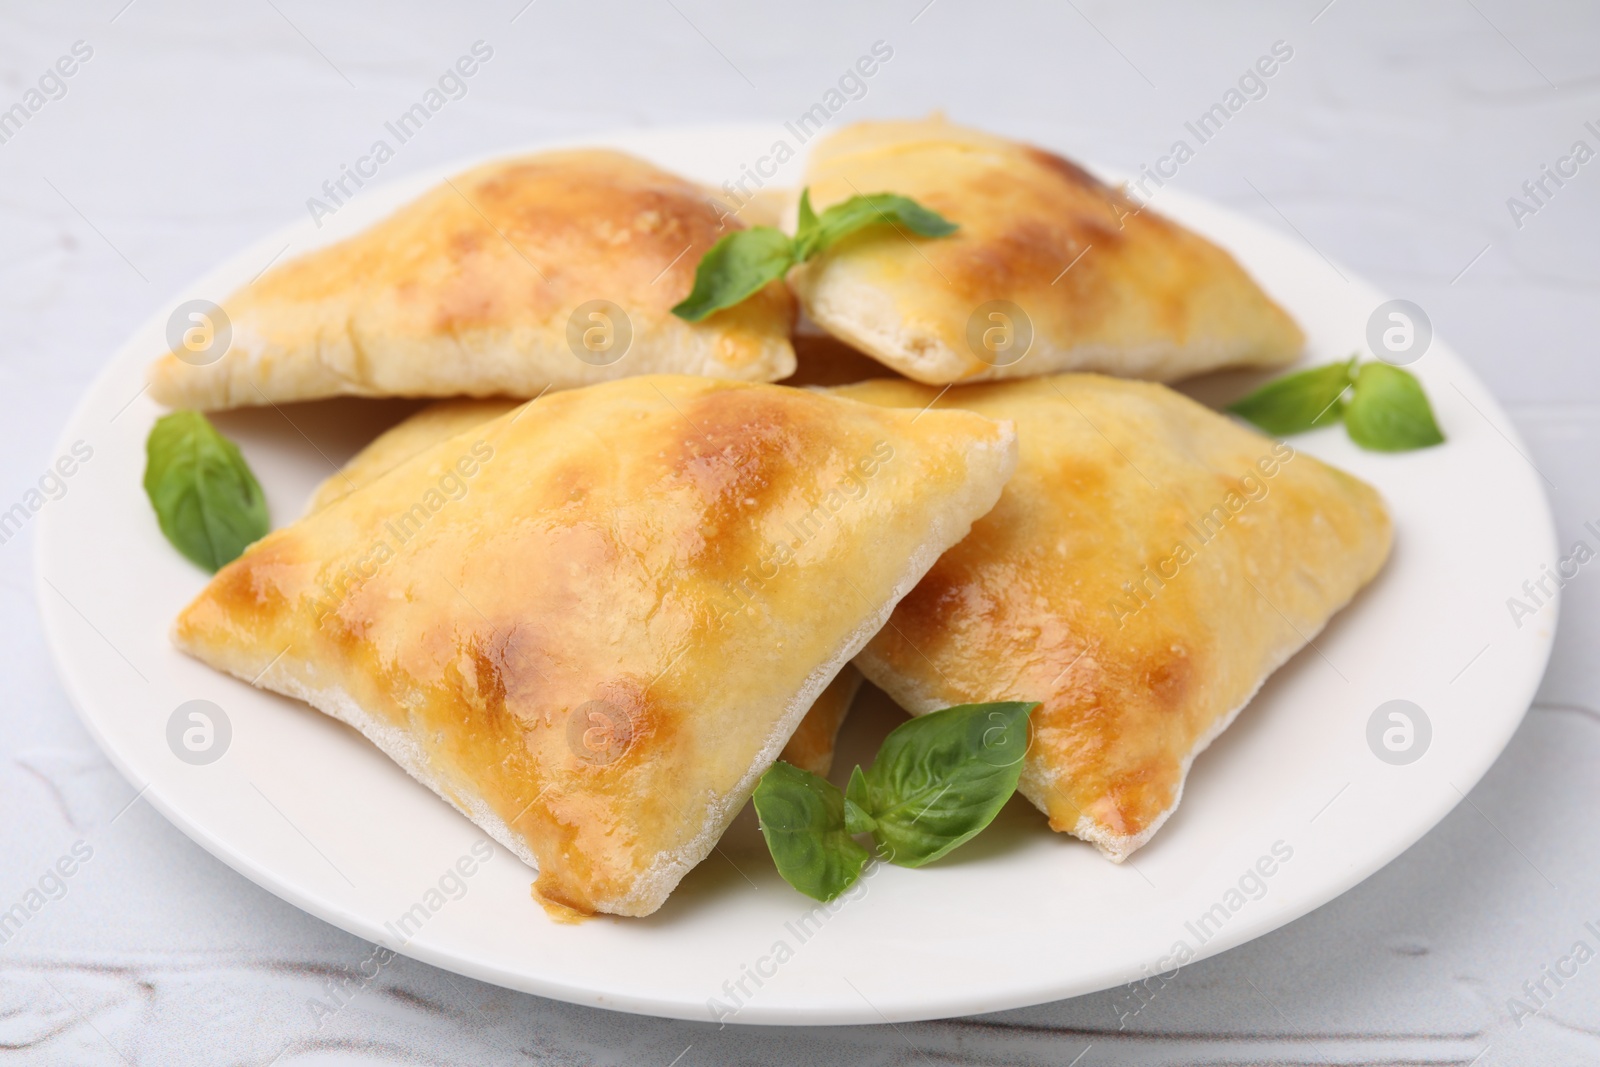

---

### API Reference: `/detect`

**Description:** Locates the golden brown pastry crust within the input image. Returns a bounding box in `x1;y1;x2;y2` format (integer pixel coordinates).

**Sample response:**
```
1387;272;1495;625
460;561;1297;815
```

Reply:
305;397;866;775
173;375;1017;915
790;117;1304;385
149;151;796;410
833;375;1391;859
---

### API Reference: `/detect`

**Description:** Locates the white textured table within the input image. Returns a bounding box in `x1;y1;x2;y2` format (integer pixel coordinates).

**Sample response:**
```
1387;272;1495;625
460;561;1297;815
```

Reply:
3;2;1597;1063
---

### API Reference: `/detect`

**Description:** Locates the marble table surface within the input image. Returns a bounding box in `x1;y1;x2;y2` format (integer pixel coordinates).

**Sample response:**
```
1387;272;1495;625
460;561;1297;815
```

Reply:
3;1;1597;1063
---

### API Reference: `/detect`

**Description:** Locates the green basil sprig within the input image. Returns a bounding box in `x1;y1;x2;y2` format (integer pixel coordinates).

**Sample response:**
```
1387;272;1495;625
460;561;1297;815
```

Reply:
752;701;1036;902
1227;357;1355;436
751;761;870;902
1342;362;1446;451
671;188;957;322
144;411;269;572
1227;356;1444;452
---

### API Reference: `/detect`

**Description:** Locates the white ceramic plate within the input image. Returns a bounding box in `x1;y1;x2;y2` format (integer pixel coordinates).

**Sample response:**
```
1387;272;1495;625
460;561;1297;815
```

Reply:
36;124;1557;1025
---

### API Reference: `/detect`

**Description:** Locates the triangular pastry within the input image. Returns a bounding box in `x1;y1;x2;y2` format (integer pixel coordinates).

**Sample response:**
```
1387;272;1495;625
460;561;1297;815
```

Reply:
832;375;1391;859
305;397;864;776
173;375;1017;915
790;117;1304;384
150;150;796;410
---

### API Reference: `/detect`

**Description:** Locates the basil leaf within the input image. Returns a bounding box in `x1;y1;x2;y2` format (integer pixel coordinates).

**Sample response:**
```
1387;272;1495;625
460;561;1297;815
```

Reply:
1227;358;1355;436
752;760;869;902
143;411;269;572
844;765;877;835
856;702;1036;868
793;187;822;259
795;192;958;261
673;188;956;321
1343;362;1445;452
670;227;795;322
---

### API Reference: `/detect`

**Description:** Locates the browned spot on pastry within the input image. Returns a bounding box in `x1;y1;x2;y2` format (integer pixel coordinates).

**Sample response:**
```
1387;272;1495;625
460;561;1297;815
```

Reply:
488;620;566;722
588;677;673;773
446;227;487;261
205;538;295;613
665;387;805;569
464;157;732;309
468;643;509;725
943;217;1062;295
935;189;1125;311
1023;146;1111;194
1144;647;1193;712
888;560;967;644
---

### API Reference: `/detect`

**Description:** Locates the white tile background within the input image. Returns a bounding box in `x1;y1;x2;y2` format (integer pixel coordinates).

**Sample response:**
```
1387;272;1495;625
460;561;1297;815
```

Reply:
1;1;1597;1063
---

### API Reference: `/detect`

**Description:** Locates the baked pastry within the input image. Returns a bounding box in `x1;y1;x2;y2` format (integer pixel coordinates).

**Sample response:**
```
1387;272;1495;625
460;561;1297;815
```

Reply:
790;117;1304;384
833;375;1391;860
172;375;1017;915
149;151;795;410
306;396;865;776
774;664;863;777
